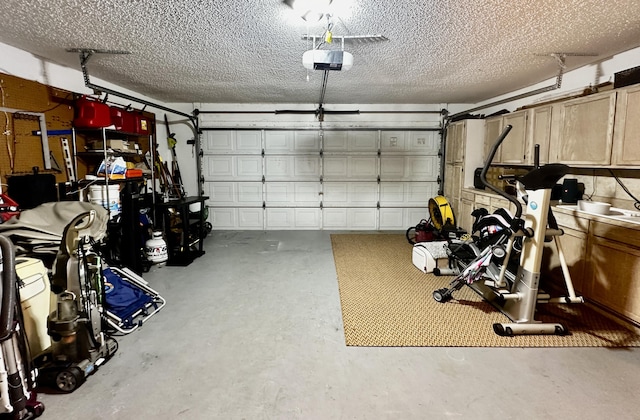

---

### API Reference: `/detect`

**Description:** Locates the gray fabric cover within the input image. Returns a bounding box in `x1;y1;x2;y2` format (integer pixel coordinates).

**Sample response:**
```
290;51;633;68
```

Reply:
0;201;109;254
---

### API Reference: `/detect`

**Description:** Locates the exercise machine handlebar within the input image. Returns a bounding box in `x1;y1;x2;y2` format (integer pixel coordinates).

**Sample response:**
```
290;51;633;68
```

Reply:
479;124;524;221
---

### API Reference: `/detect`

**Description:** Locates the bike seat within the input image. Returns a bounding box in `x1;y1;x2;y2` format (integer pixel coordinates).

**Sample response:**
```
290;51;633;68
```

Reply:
517;163;570;191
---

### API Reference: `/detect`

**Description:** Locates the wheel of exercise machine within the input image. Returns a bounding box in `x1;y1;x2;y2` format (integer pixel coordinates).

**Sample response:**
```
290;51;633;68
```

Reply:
433;288;452;303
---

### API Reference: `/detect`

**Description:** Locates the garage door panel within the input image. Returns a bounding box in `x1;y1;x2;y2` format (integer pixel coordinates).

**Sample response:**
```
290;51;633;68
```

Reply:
348;182;378;206
203;130;262;154
323;131;348;151
265;182;320;206
322;183;348;205
203;156;263;180
206;182;235;205
294;132;320;152
380;156;438;180
379;183;405;206
349;131;378;152
406;182;437;204
203;131;234;153
323;157;348;178
266;208;319;229
238;208;264;229
348;208;377;229
349;157;377;179
211;208;236;229
406;156;438;179
294;157;321;178
381;131;407;152
409;131;439;154
295;208;321;228
264;131;292;153
380;157;404;179
236;131;262;153
202;128;439;230
265;156;320;180
237;156;263;179
206;182;263;206
379;208;405;229
238;183;263;204
203;156;233;179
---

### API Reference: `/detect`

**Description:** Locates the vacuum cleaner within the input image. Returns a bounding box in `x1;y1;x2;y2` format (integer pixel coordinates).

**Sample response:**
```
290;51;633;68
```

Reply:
0;234;45;419
35;210;118;393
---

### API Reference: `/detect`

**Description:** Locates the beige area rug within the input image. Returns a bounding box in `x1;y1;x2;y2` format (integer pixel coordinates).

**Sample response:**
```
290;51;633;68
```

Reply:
331;233;640;347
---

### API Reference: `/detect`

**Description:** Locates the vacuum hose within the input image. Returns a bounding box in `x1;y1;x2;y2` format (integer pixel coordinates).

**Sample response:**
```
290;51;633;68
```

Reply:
0;234;16;341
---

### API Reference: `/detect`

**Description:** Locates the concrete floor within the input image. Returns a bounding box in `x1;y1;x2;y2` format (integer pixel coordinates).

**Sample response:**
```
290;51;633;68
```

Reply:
37;230;640;419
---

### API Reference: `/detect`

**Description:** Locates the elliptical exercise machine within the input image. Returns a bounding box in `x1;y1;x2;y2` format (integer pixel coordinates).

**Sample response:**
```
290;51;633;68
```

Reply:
433;125;583;336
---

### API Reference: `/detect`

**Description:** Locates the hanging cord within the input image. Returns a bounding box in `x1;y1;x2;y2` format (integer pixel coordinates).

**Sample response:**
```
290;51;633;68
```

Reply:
0;81;14;173
608;168;640;210
582;170;597;201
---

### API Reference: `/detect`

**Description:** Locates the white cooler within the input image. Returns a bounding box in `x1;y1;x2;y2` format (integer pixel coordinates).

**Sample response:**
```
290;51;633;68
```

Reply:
16;257;52;358
412;241;449;273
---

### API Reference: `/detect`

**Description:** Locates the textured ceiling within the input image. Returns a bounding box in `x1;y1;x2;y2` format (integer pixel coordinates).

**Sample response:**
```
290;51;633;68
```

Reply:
1;0;640;105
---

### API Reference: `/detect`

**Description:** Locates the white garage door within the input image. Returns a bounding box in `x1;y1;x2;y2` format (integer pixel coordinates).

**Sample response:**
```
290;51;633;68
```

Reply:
202;129;441;230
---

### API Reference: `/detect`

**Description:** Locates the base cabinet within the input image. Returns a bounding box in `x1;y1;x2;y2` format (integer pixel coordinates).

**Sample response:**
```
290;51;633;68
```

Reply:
584;224;640;323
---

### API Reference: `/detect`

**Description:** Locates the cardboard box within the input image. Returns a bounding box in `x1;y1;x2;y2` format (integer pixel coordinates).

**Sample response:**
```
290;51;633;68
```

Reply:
88;139;133;152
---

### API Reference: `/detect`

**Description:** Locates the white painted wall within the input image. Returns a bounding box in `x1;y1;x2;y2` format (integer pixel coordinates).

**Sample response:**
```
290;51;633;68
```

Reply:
446;47;640;117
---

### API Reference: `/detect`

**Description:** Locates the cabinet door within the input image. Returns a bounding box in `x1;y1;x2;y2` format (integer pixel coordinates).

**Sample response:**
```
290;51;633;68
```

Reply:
500;111;528;165
553;91;616;165
459;198;474;233
443;163;454;199
527;105;552;165
612;85;640;166
446;164;463;216
484;117;503;163
445;122;464;164
585;235;640;323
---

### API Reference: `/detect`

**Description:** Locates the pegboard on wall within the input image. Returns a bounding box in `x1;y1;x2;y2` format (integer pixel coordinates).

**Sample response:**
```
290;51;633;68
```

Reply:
0;72;75;188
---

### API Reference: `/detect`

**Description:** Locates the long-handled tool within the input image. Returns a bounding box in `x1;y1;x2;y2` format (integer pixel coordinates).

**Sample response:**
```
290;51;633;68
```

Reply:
164;114;185;197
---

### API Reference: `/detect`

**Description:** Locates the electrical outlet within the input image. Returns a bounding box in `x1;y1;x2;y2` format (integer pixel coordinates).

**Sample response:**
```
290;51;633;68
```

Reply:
417;137;425;145
390;137;397;146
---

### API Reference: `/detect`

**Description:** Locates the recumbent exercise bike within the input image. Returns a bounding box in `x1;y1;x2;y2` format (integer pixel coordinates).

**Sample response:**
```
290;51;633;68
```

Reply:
433;125;583;336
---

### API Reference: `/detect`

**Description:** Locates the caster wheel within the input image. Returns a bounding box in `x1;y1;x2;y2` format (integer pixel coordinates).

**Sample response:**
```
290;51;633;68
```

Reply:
433;288;451;303
492;323;513;336
555;325;568;335
55;368;84;393
32;402;45;417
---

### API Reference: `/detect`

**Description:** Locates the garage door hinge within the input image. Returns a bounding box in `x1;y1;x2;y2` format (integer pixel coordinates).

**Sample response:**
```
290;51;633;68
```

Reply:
261;149;265;156
200;176;205;184
320;201;323;209
437;175;441;184
377;175;380;183
377;149;381;156
319;149;323;156
376;201;380;209
319;176;323;183
199;149;204;157
262;175;265;183
262;201;266;209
